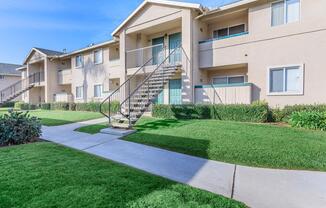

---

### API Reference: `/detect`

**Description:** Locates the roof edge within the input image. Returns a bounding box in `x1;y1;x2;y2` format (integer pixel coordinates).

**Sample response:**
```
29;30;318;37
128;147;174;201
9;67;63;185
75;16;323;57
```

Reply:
111;0;204;37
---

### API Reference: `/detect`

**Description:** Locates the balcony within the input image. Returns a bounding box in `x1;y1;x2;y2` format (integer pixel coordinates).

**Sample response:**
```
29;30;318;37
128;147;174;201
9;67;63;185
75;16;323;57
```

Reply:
54;92;73;103
199;32;249;69
29;71;45;86
195;83;252;104
58;69;72;85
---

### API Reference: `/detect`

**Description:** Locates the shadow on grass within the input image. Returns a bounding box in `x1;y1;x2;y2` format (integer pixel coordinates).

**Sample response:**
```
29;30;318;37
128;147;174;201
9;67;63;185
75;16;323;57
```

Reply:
134;118;187;132
0;143;246;208
41;118;75;126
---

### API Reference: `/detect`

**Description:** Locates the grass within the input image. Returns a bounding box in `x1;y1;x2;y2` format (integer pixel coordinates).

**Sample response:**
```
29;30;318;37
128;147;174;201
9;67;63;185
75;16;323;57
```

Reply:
0;108;102;126
124;117;326;171
75;123;108;134
0;142;246;208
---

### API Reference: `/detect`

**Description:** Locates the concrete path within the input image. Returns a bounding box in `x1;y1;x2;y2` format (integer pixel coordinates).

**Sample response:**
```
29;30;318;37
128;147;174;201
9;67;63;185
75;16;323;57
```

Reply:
42;119;326;208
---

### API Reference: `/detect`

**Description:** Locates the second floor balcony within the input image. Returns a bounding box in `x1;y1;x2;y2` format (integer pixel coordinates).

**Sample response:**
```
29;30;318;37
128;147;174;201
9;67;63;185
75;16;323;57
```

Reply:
58;69;72;85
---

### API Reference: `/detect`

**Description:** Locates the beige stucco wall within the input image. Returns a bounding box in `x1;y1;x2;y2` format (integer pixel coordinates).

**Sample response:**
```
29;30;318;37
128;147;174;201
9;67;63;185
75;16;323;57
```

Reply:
70;45;123;103
198;0;326;107
0;75;21;91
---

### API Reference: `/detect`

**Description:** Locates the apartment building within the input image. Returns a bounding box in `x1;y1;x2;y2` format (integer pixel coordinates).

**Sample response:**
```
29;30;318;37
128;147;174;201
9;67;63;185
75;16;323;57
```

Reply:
0;63;22;103
11;0;326;108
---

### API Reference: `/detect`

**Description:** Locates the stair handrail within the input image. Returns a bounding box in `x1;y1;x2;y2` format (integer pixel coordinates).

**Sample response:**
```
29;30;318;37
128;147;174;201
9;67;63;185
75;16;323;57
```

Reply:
119;45;183;126
0;71;42;104
99;52;157;122
120;45;183;107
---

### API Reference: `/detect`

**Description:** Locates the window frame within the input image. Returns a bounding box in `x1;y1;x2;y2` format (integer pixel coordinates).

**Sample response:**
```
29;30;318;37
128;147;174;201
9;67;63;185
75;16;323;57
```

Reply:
93;84;103;98
75;55;83;68
212;75;246;85
93;49;103;65
271;0;300;27
75;86;84;99
213;23;247;39
267;64;304;96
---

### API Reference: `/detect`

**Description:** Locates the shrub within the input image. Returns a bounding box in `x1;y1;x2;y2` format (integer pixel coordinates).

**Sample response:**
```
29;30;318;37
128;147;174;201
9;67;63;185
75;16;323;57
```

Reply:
152;103;270;123
290;111;326;131
75;101;120;114
0;111;42;146
50;102;70;111
210;103;269;123
277;104;326;122
14;102;36;110
41;103;51;110
1;101;15;108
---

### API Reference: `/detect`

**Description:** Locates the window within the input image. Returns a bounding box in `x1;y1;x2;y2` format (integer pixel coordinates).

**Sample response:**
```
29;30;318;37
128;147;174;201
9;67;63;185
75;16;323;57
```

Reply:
0;75;4;80
212;75;245;85
269;66;303;95
94;49;103;64
75;55;83;68
272;0;300;26
94;84;103;98
213;24;246;39
76;86;84;99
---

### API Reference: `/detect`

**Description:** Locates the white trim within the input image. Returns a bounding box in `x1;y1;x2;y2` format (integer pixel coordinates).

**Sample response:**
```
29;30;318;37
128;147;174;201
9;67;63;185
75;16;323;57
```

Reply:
93;49;103;65
60;40;118;58
267;64;304;96
93;84;103;98
75;54;84;69
75;86;84;99
213;23;247;39
212;75;246;85
111;0;203;36
271;0;301;27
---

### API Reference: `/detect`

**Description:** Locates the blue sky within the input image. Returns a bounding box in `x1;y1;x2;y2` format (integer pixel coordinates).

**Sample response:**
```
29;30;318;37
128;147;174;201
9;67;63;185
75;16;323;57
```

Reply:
0;0;238;64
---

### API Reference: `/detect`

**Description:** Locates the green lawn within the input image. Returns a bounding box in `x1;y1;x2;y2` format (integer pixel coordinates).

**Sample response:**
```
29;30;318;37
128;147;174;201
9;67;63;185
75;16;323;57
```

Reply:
75;123;108;134
0;143;245;208
0;108;102;126
124;117;326;171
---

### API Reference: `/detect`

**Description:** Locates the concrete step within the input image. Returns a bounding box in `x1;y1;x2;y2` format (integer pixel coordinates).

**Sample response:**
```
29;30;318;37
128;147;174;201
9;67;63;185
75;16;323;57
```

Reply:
100;127;136;136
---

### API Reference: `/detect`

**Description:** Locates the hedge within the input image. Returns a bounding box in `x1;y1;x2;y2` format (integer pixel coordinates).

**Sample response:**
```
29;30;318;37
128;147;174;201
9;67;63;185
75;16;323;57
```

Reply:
290;111;326;131
0;101;15;108
39;102;120;114
271;104;326;122
152;103;270;123
14;102;37;110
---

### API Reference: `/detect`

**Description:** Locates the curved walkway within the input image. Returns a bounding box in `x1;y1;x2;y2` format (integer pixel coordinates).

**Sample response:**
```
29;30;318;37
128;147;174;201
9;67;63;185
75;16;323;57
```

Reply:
42;119;326;208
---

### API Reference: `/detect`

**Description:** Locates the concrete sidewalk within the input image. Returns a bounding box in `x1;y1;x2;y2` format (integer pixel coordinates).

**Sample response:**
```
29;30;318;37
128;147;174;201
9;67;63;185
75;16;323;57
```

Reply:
42;119;326;208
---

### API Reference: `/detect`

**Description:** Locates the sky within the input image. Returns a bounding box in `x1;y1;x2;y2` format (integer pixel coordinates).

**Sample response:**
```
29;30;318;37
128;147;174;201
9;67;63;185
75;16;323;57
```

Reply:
0;0;238;64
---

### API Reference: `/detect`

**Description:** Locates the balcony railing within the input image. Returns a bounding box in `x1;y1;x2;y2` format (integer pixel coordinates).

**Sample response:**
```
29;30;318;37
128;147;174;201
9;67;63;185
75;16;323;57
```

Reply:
126;44;164;69
58;69;72;85
195;83;252;104
29;71;45;85
199;31;249;44
54;92;73;103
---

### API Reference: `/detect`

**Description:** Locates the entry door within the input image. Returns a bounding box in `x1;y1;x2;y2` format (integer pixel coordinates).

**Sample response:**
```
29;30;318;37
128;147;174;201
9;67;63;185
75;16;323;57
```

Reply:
169;33;182;65
155;91;164;104
169;79;182;105
152;37;164;65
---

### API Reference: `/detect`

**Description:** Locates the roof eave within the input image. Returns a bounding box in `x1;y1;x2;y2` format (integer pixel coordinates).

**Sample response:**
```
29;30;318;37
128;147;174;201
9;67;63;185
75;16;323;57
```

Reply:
111;0;204;37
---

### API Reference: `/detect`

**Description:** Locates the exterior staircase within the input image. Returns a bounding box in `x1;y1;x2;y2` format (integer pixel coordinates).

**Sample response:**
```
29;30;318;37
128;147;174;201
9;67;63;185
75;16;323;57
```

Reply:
100;45;184;129
0;72;43;106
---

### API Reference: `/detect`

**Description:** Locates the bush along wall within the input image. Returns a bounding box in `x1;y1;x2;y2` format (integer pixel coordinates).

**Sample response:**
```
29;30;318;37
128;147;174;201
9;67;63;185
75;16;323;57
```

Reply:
290;111;326;131
273;104;326;122
14;102;37;110
38;101;120;114
152;102;270;123
0;111;42;146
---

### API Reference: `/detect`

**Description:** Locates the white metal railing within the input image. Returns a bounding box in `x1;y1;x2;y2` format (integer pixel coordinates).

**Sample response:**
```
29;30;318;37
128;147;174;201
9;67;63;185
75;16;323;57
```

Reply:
54;93;73;103
126;44;164;69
